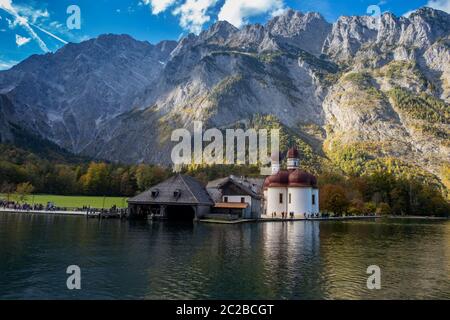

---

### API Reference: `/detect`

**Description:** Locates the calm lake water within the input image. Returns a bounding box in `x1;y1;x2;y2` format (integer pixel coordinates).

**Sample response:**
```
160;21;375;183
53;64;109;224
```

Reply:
0;212;449;300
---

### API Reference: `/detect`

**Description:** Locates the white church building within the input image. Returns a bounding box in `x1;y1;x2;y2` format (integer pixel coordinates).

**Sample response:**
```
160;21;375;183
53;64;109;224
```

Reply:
263;147;319;218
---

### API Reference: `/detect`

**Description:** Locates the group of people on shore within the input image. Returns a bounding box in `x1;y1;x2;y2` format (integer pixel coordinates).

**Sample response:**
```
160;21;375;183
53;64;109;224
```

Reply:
268;212;333;219
86;205;128;217
0;200;51;211
270;212;297;219
0;200;127;216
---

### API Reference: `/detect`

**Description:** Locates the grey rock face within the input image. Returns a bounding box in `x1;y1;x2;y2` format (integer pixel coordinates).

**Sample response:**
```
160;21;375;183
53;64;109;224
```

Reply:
0;8;448;180
0;34;176;153
323;7;450;64
0;94;15;143
267;10;332;56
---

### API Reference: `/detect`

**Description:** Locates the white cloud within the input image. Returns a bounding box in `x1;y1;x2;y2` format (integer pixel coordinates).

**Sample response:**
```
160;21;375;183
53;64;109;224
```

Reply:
404;0;450;16
0;58;17;70
141;0;178;14
403;10;414;17
15;5;49;23
0;0;13;11
172;0;218;34
271;7;288;17
142;0;285;34
15;33;30;46
5;17;12;27
218;0;285;27
48;20;63;29
0;0;49;52
0;0;69;51
426;0;450;13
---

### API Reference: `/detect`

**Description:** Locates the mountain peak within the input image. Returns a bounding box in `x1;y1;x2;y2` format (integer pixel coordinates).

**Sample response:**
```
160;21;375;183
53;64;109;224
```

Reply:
268;9;327;24
211;20;239;31
200;20;239;41
266;9;331;56
276;8;301;18
94;33;150;47
266;9;329;32
411;6;450;18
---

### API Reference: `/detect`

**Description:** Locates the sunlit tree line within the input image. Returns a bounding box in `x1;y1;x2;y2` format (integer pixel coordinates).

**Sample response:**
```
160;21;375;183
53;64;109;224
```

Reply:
0;160;171;197
0;144;448;216
319;171;449;217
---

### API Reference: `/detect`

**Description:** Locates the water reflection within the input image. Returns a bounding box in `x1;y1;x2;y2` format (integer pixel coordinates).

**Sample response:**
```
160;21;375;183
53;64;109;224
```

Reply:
0;213;449;299
318;220;450;299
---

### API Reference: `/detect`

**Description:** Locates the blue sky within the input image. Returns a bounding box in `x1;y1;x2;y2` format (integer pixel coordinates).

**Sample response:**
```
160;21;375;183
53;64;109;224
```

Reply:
0;0;449;69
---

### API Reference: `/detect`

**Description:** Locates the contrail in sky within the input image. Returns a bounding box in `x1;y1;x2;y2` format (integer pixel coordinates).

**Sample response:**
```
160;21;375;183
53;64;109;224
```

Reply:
0;0;68;51
30;22;68;45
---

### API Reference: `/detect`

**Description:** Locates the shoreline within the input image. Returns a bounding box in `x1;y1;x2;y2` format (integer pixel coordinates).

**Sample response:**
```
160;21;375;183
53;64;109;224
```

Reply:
0;208;88;216
1;209;448;223
386;215;449;220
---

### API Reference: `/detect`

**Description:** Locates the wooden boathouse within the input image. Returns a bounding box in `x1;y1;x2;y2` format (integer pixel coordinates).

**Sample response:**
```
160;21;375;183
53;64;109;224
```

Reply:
206;175;264;219
127;174;214;221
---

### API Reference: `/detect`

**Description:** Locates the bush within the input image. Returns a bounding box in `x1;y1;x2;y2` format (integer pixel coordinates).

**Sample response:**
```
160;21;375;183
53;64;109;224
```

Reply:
348;199;365;216
16;182;34;203
320;184;350;215
376;202;391;216
364;202;377;215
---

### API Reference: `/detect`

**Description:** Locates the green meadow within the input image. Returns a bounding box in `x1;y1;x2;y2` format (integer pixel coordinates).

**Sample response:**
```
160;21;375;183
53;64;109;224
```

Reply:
0;194;128;209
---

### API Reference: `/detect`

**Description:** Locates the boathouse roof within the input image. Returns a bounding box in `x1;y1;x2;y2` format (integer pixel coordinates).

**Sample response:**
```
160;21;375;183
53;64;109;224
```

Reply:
206;175;265;201
128;174;214;205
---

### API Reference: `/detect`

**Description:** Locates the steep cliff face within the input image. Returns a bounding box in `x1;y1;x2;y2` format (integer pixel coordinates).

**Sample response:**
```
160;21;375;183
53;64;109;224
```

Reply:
323;8;450;65
0;7;448;186
0;94;15;143
0;34;177;153
319;7;449;181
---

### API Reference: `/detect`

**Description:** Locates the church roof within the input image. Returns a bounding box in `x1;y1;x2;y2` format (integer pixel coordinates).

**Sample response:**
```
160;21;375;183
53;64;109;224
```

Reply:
288;169;315;187
264;170;318;189
264;145;317;189
265;170;290;187
128;174;214;205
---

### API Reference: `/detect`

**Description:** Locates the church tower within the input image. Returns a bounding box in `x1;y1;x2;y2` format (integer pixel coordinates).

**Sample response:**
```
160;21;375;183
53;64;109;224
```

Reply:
287;147;299;170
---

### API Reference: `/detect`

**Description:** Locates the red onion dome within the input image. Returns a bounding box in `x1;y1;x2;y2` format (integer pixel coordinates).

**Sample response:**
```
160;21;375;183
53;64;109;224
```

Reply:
288;169;313;187
287;147;299;159
267;170;289;187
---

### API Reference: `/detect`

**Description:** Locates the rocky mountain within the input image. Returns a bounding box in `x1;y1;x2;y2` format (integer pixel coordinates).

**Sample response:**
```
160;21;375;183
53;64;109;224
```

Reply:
0;7;448;190
0;34;177;153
